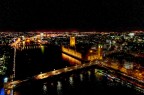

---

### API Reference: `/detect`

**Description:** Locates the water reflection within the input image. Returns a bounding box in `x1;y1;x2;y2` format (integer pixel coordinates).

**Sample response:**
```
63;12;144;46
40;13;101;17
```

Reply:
42;83;47;94
94;69;98;73
20;45;45;51
12;66;144;95
80;74;83;82
94;69;103;81
107;80;115;87
87;71;91;81
62;53;81;65
57;81;62;95
69;76;74;86
41;45;45;54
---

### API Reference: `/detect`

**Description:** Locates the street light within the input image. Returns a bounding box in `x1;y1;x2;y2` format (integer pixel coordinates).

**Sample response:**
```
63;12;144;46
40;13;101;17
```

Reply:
89;50;93;53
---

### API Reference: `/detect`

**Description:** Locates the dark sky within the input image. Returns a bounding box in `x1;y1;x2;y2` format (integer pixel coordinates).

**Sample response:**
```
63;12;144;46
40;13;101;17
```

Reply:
0;0;144;31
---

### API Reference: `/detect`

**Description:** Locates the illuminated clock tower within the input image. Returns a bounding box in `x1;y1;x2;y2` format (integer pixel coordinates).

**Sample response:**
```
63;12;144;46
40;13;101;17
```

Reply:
98;44;103;59
70;36;75;47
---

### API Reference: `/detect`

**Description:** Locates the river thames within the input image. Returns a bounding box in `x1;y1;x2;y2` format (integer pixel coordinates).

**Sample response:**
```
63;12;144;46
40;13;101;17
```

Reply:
1;44;144;95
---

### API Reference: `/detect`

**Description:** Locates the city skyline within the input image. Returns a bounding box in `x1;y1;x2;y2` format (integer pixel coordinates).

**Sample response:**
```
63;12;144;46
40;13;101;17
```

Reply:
0;31;144;94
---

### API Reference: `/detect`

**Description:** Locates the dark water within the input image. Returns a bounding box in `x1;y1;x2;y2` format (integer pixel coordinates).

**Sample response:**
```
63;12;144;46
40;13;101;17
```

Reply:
14;67;143;95
15;45;71;80
2;45;144;95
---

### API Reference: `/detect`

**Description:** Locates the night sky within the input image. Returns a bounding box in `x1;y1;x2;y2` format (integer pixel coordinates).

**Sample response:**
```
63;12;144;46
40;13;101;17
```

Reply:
0;0;144;31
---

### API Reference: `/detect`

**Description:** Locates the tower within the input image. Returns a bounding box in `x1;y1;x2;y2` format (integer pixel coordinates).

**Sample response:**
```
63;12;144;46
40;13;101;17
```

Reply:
98;44;103;59
70;36;75;47
40;33;44;40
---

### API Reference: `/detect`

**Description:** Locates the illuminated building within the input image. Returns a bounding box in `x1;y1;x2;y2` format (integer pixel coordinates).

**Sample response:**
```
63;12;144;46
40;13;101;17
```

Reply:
98;44;103;59
70;36;75;47
128;33;135;38
21;36;25;41
62;46;82;59
123;61;133;70
26;39;30;43
87;44;103;61
40;33;44;40
62;43;103;62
